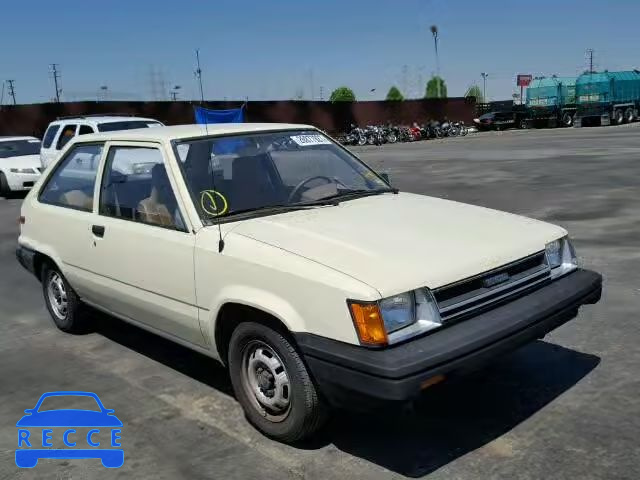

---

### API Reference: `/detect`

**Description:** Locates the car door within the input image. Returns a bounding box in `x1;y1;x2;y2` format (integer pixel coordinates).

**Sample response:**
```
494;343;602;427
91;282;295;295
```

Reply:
40;124;62;169
34;142;106;291
86;141;203;346
42;123;79;169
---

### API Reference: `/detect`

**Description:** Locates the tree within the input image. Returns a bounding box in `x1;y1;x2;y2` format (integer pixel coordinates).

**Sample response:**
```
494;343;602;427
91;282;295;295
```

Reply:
465;84;484;103
424;76;448;99
385;86;404;101
329;86;356;102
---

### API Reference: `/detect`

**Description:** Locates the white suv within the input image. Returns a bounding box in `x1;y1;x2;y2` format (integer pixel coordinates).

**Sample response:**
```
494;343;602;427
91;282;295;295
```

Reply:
16;123;602;442
40;115;163;169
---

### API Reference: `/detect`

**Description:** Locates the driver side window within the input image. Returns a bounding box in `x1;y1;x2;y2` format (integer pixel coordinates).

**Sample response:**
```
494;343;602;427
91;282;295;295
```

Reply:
99;146;185;230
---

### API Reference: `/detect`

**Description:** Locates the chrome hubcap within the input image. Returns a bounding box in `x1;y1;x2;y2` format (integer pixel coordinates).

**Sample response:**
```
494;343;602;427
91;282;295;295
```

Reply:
47;272;68;320
242;340;291;422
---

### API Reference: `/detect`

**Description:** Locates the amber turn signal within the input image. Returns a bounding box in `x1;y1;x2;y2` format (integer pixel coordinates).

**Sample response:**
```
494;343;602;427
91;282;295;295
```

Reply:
349;301;388;346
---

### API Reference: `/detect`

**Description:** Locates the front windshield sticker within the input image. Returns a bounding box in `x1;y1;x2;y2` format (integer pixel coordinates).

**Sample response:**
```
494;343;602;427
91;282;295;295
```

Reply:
290;135;332;146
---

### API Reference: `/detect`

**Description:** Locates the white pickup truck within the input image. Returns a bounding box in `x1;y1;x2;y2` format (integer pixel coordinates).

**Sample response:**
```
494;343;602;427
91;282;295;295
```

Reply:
16;123;602;442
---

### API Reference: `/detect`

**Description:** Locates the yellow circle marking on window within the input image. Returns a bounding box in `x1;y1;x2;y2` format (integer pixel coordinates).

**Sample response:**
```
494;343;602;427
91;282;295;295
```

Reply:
200;190;228;217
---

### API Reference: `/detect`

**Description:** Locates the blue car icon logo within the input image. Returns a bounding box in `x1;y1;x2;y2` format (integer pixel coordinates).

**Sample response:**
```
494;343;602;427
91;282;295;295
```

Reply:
16;391;123;468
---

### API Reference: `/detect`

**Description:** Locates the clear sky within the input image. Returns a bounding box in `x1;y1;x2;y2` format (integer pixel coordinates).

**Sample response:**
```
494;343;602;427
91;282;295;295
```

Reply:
3;0;640;104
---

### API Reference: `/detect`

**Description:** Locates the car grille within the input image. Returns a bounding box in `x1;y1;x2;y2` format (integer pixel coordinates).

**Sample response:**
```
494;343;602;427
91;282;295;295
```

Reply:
433;251;550;321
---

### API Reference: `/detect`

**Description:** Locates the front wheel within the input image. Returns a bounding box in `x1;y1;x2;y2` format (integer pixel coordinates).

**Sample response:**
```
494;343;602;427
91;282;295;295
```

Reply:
562;112;574;127
228;322;327;442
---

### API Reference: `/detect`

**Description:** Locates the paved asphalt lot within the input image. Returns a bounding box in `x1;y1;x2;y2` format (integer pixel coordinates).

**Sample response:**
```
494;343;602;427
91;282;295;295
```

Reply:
1;125;639;479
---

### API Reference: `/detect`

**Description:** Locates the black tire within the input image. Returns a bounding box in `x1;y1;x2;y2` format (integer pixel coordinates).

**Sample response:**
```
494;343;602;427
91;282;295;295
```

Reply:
228;322;327;442
614;109;624;125
562;112;574;127
41;263;84;333
0;172;9;197
624;108;634;123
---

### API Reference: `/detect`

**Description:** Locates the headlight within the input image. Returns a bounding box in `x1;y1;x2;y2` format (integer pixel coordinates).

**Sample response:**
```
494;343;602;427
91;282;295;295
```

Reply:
349;288;442;346
10;168;36;174
546;237;577;278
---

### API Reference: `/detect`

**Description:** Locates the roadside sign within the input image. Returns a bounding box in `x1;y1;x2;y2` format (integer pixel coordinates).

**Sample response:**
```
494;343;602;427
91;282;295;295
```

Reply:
517;75;533;87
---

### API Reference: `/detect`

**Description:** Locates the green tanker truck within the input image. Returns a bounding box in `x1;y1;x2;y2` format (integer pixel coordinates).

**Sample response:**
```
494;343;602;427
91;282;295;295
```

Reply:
575;70;640;127
526;76;577;127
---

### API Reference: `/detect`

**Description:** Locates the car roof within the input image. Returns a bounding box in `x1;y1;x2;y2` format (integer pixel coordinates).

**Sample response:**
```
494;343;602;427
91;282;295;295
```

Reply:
0;136;40;142
72;123;318;144
50;116;159;126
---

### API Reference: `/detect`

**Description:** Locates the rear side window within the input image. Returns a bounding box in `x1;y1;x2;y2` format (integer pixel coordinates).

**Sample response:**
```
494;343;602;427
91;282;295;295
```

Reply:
56;124;77;150
39;144;104;212
97;121;162;132
42;125;60;149
78;125;95;135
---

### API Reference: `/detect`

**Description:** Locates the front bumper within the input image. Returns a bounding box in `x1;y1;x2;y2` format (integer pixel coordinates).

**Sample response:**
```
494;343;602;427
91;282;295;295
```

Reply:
295;269;602;408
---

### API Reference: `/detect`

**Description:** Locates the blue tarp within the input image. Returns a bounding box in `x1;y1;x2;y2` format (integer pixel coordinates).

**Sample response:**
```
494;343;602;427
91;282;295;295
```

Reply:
194;106;245;124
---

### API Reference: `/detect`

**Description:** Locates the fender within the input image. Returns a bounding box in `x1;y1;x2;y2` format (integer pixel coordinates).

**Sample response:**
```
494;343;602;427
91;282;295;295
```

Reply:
202;284;305;358
17;235;65;279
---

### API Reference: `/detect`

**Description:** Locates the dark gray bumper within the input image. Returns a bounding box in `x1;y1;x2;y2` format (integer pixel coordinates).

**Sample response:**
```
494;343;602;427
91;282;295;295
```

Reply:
295;269;602;408
16;245;37;276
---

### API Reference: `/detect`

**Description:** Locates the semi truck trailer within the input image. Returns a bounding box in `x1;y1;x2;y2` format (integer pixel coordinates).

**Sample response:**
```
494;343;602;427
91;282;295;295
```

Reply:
575;70;640;127
526;76;577;127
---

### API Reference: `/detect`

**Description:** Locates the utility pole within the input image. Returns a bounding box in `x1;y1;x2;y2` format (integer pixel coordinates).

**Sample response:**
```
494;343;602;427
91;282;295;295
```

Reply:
430;25;441;98
319;86;324;101
195;49;204;104
170;85;181;101
481;73;488;102
50;64;62;102
586;48;594;73
7;80;16;105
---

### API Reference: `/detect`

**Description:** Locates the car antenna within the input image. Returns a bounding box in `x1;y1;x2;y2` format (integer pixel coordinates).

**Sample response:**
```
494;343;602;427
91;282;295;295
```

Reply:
200;113;225;253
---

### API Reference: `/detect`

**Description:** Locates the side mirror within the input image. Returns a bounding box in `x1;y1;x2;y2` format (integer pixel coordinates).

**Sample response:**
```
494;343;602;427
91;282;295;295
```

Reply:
379;172;391;184
24;409;33;414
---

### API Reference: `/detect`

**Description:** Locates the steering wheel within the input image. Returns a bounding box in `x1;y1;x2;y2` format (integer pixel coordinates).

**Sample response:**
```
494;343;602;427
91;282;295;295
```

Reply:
287;175;333;203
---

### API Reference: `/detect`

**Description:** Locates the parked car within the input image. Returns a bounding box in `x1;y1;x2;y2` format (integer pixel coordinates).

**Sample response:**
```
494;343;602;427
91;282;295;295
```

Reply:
40;115;163;169
0;136;43;197
17;124;602;442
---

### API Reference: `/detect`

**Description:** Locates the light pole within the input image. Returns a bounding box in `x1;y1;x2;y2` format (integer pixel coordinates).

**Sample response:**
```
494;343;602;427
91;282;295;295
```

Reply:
430;25;440;98
481;72;488;102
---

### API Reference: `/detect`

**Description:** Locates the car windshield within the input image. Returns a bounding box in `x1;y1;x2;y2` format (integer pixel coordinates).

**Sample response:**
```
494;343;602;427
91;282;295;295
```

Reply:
0;139;41;158
97;121;163;132
174;130;392;221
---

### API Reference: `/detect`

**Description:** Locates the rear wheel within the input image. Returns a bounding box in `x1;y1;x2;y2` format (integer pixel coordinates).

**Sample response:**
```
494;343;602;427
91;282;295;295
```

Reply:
561;112;574;127
614;109;624;125
624;108;634;123
228;322;327;442
42;263;84;332
0;172;9;197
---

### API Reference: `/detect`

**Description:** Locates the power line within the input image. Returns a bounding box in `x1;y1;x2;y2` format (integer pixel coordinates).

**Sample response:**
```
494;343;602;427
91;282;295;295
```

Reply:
7;80;16;105
50;64;62;102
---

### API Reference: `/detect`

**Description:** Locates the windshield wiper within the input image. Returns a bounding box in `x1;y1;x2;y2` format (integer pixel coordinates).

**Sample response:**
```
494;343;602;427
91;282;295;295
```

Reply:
316;187;398;203
206;201;337;221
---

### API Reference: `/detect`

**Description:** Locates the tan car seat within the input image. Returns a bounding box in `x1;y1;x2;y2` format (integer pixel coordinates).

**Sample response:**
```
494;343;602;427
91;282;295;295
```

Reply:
60;190;93;210
137;164;175;227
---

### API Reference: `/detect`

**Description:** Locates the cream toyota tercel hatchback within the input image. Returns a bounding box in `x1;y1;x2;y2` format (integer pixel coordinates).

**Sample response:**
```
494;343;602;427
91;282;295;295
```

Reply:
16;124;602;441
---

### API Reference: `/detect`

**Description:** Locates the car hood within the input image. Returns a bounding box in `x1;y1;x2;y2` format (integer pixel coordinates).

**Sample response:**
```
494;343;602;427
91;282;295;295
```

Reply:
230;192;566;296
16;410;123;427
1;154;41;170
